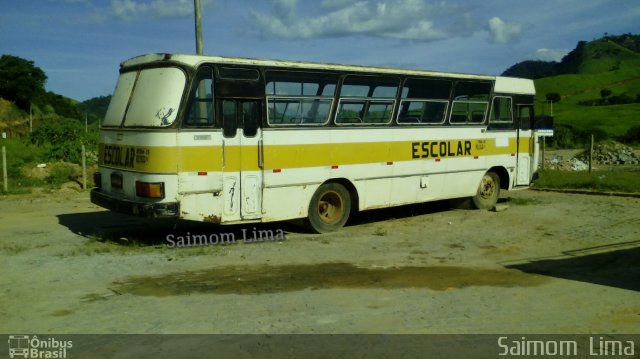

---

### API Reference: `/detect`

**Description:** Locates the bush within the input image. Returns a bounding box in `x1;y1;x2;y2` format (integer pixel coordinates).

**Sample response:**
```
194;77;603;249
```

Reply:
545;92;561;103
608;93;635;105
45;163;80;187
28;120;97;164
620;125;640;144
1;138;48;178
548;124;608;149
577;92;639;106
549;125;576;148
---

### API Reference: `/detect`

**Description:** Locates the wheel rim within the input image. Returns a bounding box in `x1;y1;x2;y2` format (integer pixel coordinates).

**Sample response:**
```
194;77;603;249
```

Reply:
317;190;343;224
479;174;497;199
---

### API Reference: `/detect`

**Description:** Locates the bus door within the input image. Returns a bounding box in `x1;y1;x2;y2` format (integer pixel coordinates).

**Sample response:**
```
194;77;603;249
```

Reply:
220;99;263;222
515;105;534;186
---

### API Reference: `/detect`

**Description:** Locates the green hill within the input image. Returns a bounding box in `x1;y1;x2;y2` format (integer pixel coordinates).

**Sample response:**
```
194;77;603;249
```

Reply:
530;36;640;146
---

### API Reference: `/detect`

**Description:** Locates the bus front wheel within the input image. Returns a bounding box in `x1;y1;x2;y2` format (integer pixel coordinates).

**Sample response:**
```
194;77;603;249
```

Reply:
306;183;351;233
472;171;500;209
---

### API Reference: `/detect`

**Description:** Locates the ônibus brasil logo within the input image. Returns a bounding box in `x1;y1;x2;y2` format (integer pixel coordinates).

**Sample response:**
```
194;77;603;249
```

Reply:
7;335;72;358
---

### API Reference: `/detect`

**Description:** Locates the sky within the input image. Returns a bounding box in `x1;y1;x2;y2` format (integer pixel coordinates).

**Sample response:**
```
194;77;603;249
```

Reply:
1;0;639;102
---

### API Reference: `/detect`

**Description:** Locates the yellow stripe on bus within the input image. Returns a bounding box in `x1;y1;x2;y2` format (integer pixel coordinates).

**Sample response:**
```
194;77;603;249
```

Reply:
99;138;529;173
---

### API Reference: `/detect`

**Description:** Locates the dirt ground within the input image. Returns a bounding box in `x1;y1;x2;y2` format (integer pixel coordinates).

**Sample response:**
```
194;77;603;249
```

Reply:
0;188;639;334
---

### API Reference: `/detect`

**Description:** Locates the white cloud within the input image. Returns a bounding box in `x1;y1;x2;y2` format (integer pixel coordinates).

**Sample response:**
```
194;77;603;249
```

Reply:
487;16;522;44
253;0;478;42
106;0;214;21
526;48;570;62
91;0;214;22
320;0;361;10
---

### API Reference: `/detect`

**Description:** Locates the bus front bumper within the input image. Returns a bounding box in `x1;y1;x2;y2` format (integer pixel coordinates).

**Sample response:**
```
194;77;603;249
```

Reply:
90;189;179;218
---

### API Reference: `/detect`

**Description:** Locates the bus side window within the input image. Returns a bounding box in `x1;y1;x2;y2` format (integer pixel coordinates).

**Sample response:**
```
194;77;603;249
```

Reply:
242;101;260;137
222;100;237;138
519;106;532;130
184;67;214;127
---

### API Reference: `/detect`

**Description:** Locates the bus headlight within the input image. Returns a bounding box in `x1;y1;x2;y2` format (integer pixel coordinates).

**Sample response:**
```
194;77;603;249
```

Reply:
136;181;165;199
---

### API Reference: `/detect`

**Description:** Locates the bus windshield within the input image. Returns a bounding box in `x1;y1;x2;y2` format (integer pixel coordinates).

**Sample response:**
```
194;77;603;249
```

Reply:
103;67;186;127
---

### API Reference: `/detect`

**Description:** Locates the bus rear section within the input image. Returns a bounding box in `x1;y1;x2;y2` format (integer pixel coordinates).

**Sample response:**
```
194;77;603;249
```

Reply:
91;63;187;218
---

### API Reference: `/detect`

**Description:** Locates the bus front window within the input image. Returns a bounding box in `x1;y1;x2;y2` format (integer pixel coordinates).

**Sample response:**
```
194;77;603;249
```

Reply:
103;67;186;128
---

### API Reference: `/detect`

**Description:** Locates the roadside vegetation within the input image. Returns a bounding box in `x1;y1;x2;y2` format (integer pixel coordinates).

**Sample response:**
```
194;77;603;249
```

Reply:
524;34;640;148
1;33;639;195
532;170;640;194
505;34;640;194
0;55;102;195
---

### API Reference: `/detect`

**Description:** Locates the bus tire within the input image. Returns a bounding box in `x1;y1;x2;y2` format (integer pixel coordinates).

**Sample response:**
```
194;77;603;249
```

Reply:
472;171;500;210
306;183;351;233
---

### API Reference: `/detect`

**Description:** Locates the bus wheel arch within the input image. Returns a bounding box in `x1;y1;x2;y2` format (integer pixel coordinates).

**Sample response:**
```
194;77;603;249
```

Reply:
488;166;510;191
305;179;358;233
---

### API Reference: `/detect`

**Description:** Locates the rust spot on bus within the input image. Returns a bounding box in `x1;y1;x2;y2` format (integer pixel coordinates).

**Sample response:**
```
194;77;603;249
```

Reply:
203;214;221;223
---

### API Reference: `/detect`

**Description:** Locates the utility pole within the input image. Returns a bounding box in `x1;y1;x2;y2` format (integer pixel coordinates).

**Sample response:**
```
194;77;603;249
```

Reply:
194;0;203;55
29;103;33;133
85;112;88;133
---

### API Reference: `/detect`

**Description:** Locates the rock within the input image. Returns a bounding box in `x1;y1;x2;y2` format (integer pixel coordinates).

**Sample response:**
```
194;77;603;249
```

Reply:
570;158;588;171
575;140;640;166
491;204;509;212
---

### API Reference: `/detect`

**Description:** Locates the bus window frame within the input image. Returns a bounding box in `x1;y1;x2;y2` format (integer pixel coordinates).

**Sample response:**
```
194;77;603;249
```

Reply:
182;65;215;128
449;99;489;125
488;95;514;125
334;74;400;126
265;70;338;127
266;96;334;126
448;80;491;126
397;99;449;125
103;64;190;129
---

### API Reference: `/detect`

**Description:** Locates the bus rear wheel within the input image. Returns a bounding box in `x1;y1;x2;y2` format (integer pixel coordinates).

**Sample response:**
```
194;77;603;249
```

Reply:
472;171;500;209
306;183;351;233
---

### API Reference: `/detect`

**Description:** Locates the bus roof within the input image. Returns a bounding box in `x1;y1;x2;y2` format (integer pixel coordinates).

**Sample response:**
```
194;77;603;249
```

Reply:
121;53;535;95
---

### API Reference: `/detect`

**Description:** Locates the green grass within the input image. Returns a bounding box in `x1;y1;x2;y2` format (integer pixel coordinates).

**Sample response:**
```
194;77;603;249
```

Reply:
534;39;640;142
533;169;640;193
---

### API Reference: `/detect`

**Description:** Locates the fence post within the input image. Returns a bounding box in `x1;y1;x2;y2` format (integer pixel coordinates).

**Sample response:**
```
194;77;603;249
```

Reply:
589;134;594;174
81;144;87;190
541;136;545;170
2;145;7;193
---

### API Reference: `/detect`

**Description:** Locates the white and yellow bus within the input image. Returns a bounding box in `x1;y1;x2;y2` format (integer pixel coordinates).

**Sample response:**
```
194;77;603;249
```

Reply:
91;53;544;233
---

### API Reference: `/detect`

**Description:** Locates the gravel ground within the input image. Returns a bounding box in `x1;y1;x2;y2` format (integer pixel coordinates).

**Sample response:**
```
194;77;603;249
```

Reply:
0;188;639;334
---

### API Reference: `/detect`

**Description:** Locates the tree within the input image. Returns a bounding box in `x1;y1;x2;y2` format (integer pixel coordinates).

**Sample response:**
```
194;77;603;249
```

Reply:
600;88;612;98
545;92;561;103
39;91;81;119
0;55;47;110
78;95;112;124
557;40;587;74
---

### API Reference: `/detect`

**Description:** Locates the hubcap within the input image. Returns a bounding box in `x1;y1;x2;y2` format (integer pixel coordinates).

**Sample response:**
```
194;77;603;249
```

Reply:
479;175;496;199
318;190;343;224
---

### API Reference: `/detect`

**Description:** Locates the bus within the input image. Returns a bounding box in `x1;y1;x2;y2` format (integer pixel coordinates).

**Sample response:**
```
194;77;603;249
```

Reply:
91;53;546;233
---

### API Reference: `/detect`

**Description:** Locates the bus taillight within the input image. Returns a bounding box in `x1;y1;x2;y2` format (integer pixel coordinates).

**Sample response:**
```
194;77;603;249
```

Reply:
136;181;165;199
